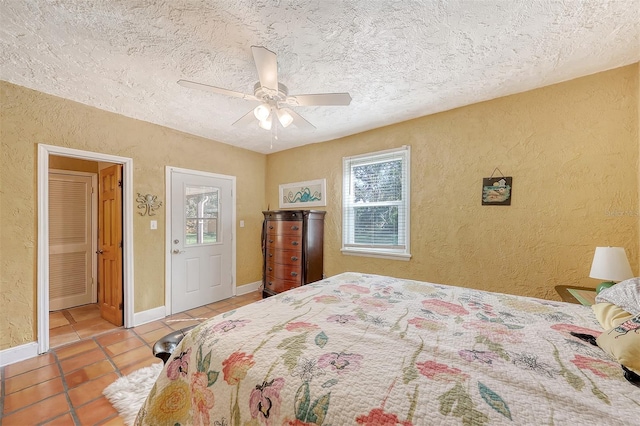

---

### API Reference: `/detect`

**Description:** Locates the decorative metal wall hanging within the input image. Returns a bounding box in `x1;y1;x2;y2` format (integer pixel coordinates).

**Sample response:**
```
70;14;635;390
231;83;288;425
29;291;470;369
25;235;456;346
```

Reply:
136;193;163;216
482;168;512;205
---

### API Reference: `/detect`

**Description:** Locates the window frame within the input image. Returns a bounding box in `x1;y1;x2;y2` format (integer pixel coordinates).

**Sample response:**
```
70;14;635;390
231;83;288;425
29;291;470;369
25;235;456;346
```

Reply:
341;146;411;260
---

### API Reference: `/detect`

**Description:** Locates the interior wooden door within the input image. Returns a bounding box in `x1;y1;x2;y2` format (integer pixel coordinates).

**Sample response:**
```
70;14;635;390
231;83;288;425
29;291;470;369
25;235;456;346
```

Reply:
98;164;123;326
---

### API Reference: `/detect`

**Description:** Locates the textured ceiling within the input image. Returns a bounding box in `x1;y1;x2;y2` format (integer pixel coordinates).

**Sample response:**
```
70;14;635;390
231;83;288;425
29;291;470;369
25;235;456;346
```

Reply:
1;1;639;154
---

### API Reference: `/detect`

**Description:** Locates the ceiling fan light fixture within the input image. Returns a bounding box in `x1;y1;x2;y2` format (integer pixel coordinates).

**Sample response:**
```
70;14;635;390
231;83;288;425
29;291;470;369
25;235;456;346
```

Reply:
258;115;272;130
276;108;293;128
254;103;271;121
178;46;350;137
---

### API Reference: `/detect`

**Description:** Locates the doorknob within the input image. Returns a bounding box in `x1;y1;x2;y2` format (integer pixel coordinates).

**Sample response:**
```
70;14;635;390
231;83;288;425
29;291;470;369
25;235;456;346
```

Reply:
96;249;104;254
172;249;185;254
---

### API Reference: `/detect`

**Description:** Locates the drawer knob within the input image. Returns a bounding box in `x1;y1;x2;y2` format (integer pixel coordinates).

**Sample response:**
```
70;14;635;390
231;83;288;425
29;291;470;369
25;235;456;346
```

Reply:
268;281;273;287
269;253;273;257
268;267;273;272
291;226;299;230
269;225;273;229
291;256;298;261
268;239;274;243
291;272;298;277
292;241;299;246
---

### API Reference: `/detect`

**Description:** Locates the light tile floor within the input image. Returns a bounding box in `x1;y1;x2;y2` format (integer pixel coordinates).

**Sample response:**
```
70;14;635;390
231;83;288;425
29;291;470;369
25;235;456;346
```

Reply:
49;304;121;348
1;291;262;425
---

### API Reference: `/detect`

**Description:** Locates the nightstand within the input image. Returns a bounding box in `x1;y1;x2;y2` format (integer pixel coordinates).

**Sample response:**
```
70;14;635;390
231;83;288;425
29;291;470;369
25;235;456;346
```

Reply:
555;285;597;306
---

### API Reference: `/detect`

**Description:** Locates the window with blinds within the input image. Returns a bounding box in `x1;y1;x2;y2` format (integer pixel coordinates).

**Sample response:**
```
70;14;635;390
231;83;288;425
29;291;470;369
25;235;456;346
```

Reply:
342;146;411;260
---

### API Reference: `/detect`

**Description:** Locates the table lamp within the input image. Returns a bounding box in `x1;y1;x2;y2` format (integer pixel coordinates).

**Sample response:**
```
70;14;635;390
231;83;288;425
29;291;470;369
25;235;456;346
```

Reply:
589;246;633;294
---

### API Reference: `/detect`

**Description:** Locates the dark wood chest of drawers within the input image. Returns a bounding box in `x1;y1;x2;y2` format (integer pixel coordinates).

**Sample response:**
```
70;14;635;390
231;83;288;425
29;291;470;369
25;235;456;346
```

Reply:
262;210;325;298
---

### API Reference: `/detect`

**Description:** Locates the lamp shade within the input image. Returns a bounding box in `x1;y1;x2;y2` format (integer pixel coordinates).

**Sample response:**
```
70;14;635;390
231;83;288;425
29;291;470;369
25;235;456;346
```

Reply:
254;103;271;121
276;108;293;128
589;247;633;282
258;115;272;130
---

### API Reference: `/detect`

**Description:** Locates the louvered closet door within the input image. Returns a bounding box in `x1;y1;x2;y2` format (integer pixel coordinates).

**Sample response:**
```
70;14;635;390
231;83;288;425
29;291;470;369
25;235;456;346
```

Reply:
49;172;95;311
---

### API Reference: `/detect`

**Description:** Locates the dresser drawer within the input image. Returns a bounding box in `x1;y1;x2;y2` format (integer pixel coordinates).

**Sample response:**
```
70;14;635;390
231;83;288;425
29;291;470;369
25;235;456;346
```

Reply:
266;220;303;236
266;263;302;281
265;248;301;265
265;274;301;293
265;234;302;250
264;275;283;293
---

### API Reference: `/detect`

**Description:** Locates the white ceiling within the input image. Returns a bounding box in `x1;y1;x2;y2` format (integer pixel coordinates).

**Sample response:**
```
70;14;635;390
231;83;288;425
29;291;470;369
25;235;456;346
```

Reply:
1;1;638;154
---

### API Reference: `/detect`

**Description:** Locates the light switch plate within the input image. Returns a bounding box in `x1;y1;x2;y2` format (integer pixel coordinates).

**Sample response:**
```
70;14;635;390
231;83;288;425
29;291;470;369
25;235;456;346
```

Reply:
150;220;157;230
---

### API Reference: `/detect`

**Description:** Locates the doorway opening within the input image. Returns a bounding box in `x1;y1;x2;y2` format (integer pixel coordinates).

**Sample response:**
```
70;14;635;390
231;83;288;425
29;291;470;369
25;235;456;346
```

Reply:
48;161;123;347
37;144;134;354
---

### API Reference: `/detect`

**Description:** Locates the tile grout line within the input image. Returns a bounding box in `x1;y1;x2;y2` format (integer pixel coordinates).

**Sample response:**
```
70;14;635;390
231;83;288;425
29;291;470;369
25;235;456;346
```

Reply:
91;335;125;425
66;357;84;426
45;350;81;426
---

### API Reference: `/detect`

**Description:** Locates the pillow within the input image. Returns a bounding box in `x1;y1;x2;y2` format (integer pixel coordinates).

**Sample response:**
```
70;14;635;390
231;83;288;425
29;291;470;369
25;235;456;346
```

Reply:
595;277;640;316
596;313;640;375
592;302;634;329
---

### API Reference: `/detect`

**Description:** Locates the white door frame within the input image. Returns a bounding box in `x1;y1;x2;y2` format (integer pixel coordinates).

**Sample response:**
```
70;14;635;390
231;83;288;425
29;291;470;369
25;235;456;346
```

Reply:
165;166;237;315
37;144;135;354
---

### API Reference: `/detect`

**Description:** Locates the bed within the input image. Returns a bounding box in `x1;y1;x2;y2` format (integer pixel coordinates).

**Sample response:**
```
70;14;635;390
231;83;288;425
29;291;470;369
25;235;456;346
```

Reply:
136;272;640;425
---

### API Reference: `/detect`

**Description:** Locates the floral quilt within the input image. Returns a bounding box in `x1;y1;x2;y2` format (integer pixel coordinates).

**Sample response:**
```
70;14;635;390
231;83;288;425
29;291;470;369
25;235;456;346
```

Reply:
136;273;640;425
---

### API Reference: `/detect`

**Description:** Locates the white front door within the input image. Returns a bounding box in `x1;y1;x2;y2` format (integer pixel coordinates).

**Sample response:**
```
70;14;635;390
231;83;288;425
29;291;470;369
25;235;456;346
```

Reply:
170;169;234;314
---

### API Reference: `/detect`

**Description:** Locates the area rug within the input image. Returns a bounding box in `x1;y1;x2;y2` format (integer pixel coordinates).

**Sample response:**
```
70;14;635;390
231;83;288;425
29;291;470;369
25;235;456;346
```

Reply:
103;362;164;425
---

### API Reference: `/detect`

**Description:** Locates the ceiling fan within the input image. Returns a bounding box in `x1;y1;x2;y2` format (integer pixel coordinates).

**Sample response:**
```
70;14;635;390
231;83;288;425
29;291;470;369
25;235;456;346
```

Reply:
177;46;352;132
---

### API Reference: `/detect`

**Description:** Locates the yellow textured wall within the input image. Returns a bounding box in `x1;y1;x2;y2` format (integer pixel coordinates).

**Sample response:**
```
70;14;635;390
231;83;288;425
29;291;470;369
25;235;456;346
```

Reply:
1;65;637;352
0;81;265;350
266;64;639;300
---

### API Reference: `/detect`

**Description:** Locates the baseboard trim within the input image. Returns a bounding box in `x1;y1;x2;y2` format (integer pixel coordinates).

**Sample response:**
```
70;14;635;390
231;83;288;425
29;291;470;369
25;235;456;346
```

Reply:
0;342;39;367
132;283;261;327
133;306;167;327
236;280;262;296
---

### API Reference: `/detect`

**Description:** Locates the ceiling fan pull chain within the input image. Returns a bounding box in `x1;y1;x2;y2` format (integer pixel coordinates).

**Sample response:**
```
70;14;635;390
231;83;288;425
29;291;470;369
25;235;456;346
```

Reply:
270;120;278;150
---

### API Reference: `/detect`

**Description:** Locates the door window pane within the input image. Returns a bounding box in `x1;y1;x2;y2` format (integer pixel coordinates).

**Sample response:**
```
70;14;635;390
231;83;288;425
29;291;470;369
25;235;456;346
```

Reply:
185;185;219;245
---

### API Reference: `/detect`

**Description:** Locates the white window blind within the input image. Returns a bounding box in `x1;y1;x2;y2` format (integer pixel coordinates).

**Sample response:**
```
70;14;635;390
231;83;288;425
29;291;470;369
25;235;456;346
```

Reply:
342;146;411;259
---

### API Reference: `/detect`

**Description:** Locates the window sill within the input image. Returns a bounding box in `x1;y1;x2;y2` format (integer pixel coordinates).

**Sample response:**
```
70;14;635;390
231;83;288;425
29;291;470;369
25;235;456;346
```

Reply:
340;248;412;261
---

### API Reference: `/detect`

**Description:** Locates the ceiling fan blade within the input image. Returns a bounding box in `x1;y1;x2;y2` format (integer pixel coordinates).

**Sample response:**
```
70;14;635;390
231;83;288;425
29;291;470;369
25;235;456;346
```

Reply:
231;109;259;127
286;108;316;129
251;46;278;92
177;79;258;101
286;92;352;106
